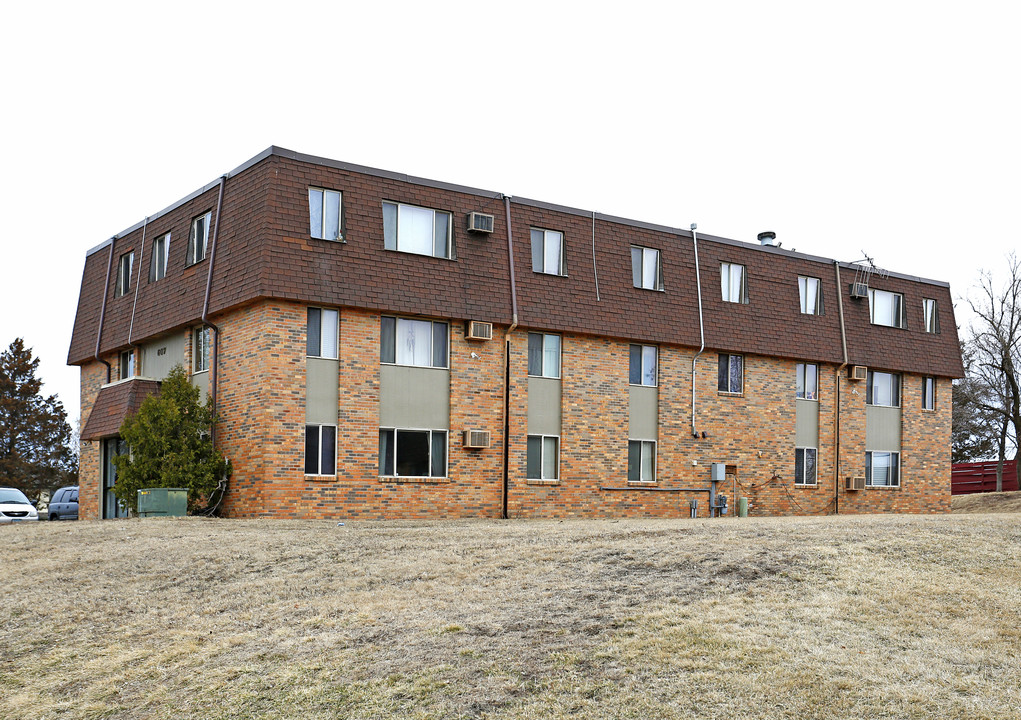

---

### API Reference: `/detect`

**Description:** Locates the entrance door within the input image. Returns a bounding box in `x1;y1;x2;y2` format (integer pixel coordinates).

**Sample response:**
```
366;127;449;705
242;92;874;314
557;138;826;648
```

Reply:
102;438;130;519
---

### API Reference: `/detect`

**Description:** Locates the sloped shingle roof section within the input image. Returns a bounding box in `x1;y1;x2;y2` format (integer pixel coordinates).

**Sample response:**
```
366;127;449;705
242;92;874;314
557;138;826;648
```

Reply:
81;379;161;440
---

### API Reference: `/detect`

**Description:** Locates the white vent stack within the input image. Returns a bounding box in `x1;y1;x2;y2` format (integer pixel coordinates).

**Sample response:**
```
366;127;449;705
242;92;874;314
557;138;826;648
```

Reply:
758;231;777;246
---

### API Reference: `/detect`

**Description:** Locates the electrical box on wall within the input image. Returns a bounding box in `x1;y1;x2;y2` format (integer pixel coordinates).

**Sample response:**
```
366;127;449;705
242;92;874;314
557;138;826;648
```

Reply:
711;463;726;482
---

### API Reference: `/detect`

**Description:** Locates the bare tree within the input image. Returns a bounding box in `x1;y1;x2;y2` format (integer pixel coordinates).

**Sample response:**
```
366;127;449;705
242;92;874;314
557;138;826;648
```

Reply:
966;255;1021;491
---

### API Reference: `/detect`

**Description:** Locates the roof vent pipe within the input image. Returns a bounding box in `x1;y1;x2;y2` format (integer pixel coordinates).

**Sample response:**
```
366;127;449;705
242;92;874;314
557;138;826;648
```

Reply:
758;231;777;246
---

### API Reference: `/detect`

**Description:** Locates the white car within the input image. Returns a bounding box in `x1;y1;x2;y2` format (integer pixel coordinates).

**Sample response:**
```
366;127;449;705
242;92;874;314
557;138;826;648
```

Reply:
0;488;40;523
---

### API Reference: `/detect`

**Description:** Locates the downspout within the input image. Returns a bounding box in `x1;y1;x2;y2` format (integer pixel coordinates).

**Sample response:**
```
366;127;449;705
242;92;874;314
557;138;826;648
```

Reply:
690;223;705;437
201;175;228;430
502;195;519;520
126;216;149;371
833;261;849;514
591;211;601;301
94;239;116;383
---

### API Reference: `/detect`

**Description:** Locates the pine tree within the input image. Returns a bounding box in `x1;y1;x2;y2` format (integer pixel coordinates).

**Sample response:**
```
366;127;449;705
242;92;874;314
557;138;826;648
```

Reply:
0;338;77;498
112;365;228;513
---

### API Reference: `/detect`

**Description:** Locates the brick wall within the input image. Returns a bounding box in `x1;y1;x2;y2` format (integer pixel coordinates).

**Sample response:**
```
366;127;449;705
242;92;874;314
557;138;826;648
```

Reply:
77;361;108;520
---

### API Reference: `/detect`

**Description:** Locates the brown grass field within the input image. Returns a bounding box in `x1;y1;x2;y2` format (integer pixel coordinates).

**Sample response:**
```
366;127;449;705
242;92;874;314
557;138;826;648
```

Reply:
2;502;1020;719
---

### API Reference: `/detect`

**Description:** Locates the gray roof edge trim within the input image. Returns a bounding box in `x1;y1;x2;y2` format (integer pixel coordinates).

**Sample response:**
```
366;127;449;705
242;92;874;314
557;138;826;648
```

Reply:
84;147;278;259
268;146;504;200
84;237;114;256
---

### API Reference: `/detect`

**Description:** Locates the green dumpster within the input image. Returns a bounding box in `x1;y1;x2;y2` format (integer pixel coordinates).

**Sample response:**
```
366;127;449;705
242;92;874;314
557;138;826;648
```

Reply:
137;488;188;517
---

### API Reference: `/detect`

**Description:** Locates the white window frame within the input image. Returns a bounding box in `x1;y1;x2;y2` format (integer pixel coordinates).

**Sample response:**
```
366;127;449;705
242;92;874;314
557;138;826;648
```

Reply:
721;262;747;303
629;344;658;387
382;201;452;259
304;424;337;476
380;316;449;369
795;447;817;486
869;288;905;328
531;228;566;276
865;451;900;487
718;353;744;394
188;211;212;265
378;428;448;478
150;232;170;282
922;376;936;411
798;276;822;314
796;363;818;400
866;370;900;407
527;333;561;378
193;326;210;373
119;350;136;379
115;252;134;297
631;246;663;291
306;307;339;359
628;439;656;483
309;188;342;241
923;298;940;333
527;434;560;480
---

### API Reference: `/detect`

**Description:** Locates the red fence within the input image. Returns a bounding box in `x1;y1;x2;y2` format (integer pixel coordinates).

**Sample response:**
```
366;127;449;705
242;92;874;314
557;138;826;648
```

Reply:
951;460;1019;495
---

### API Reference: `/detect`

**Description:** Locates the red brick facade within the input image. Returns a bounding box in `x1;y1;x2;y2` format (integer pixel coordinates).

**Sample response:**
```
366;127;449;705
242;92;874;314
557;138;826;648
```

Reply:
70;148;962;520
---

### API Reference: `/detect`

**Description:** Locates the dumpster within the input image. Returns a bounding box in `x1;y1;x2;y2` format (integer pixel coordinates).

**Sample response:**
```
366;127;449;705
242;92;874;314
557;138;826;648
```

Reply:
137;488;188;517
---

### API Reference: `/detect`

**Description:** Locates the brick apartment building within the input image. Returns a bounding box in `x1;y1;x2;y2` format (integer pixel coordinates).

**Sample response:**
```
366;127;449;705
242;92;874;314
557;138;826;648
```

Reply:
69;147;964;520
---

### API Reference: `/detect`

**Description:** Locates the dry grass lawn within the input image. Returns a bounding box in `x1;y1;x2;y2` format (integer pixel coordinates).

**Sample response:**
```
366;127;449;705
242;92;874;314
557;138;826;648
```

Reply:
2;511;1020;719
952;489;1021;514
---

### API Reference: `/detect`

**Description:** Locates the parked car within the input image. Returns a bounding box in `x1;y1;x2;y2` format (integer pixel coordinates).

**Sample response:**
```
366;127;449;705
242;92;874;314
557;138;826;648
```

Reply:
48;486;79;521
0;487;40;523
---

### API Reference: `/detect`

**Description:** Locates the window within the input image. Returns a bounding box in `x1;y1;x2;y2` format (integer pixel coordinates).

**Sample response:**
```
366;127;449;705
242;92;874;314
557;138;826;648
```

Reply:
721;262;747;303
798;276;822;314
796;363;818;400
307;307;339;359
309;188;342;241
527;435;559;480
531;229;565;275
922;376;936;410
119;350;135;379
718;353;743;393
629;344;657;386
193;326;210;373
382;201;452;259
115;252;134;297
149;233;170;282
923;298;940;333
869;288;905;328
379;428;447;478
188;211;211;265
795;447;817;485
628;440;656;483
304;425;336;475
631;246;663;290
380;317;448;368
866;371;900;407
866;451;900;487
528;333;561;378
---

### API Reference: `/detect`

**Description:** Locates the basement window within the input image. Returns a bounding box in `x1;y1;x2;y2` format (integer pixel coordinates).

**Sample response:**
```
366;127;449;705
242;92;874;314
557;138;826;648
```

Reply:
379;428;447;478
527;435;559;481
382;201;452;259
865;451;900;487
628;440;656;483
304;424;337;476
795;447;817;485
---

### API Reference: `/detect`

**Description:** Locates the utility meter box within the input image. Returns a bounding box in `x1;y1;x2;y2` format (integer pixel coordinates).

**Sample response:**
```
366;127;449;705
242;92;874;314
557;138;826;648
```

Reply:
711;463;727;482
137;488;188;518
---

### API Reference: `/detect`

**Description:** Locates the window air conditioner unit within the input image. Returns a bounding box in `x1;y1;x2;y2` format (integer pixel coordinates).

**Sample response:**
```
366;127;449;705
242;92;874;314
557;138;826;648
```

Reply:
849;282;869;299
463;430;491;449
466;321;493;341
467;212;495;234
846;476;866;491
850;365;867;381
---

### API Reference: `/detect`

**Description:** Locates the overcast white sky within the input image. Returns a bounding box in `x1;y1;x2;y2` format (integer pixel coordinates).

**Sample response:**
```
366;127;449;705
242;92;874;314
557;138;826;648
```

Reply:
1;1;1018;428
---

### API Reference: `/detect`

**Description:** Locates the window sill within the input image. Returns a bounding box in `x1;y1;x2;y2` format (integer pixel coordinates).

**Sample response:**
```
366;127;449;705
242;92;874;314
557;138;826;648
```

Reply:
310;235;346;244
528;374;562;380
922;408;936;413
629;383;658;388
796;396;820;402
533;271;567;278
526;479;560;486
379;476;450;484
305;474;337;481
383;248;454;262
192;369;209;376
795;483;818;489
718;391;744;398
627;480;658;487
632;286;666;292
865;485;902;490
